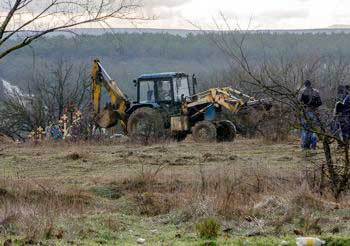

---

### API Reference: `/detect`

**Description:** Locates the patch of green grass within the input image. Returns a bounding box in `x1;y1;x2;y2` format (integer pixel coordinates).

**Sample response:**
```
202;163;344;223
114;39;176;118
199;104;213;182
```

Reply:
321;236;350;246
196;218;220;239
89;185;123;200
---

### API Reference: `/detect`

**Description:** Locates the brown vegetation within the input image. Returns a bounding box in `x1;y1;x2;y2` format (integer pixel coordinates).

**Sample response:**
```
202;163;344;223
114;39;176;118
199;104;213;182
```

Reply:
0;139;349;243
0;179;93;241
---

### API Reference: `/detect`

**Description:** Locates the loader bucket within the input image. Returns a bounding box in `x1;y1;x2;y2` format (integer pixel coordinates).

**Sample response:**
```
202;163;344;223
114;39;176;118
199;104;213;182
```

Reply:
246;99;273;111
95;107;119;128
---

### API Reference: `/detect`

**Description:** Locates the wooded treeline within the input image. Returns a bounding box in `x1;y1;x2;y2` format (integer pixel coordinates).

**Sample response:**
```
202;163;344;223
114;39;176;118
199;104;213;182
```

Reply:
2;31;350;98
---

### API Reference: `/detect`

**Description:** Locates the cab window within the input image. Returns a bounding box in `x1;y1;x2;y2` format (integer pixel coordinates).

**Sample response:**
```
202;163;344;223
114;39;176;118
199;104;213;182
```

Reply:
139;80;155;103
157;80;172;101
174;76;190;101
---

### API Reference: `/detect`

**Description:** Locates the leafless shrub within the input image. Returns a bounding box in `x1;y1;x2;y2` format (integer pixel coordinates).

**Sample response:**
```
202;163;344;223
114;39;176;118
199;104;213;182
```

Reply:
125;159;168;191
177;161;300;221
133;192;175;216
0;60;92;140
31;60;91;122
0;92;33;140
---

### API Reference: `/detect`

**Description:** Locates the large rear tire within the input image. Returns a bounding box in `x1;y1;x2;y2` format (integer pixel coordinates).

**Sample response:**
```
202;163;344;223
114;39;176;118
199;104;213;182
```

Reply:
216;120;236;142
192;121;217;143
127;107;165;143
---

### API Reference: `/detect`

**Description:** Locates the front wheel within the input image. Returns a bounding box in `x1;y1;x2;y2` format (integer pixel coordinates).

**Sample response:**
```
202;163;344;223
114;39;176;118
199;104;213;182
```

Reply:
192;121;217;143
216;120;236;142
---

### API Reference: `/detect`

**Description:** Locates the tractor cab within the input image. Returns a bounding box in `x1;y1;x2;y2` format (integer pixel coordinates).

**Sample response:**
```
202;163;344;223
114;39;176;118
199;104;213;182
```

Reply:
135;72;196;105
126;72;197;132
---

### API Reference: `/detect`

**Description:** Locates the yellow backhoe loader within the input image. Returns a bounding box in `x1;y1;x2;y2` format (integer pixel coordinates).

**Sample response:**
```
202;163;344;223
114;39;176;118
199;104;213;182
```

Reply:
91;59;271;142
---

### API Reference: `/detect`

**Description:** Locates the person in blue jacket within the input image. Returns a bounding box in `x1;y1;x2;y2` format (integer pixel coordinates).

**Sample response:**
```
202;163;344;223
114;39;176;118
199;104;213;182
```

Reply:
298;80;322;150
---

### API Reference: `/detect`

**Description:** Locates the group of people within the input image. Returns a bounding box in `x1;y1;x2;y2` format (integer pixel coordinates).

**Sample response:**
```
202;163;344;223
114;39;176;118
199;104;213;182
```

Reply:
298;80;350;150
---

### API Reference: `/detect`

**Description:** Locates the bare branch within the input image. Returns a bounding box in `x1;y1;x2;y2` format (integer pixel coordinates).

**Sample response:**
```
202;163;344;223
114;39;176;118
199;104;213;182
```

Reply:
0;0;145;60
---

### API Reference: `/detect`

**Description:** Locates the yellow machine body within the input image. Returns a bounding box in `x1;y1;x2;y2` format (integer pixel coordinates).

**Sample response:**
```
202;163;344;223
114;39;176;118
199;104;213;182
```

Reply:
91;59;129;131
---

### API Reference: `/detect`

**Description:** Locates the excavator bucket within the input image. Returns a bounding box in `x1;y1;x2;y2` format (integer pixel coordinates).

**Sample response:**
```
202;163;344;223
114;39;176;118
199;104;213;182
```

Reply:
95;107;120;129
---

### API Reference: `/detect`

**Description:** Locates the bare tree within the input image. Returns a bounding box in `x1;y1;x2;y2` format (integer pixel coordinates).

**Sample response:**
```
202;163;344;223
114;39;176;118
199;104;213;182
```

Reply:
0;0;142;60
0;91;32;139
207;19;350;199
0;59;91;139
32;59;91;122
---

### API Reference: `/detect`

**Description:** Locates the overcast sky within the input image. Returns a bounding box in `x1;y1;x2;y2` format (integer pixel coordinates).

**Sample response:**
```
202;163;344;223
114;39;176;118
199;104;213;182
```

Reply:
134;0;350;30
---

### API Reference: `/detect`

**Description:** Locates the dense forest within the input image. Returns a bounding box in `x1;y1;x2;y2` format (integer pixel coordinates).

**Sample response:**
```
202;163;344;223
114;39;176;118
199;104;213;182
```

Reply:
1;31;350;98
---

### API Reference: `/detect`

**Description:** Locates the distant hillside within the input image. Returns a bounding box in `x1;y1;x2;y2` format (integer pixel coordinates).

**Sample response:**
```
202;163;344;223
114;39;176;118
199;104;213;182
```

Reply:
44;28;201;38
46;27;350;38
329;24;350;29
3;31;350;99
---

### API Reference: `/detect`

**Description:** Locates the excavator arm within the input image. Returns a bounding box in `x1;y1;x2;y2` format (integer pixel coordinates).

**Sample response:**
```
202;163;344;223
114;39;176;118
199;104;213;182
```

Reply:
91;59;129;130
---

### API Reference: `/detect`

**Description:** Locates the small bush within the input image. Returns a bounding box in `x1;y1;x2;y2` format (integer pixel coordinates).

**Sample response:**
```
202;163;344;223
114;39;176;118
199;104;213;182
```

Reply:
0;188;9;196
66;152;82;161
199;242;217;246
134;192;174;216
196;217;220;239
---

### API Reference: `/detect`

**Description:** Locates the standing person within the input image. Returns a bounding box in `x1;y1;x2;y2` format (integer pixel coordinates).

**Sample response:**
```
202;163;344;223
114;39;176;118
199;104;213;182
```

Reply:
337;85;348;101
336;85;350;143
333;85;348;142
298;80;323;150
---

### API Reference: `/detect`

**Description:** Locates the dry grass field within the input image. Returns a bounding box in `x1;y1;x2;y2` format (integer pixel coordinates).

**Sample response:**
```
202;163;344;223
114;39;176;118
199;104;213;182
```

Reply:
0;137;350;245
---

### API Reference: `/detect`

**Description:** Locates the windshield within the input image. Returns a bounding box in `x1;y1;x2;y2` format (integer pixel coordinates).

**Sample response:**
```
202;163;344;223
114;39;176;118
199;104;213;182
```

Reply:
139;80;155;103
174;76;190;101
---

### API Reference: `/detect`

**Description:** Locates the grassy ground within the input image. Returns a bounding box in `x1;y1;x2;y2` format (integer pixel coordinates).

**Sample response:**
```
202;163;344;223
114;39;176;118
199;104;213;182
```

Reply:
0;138;350;245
